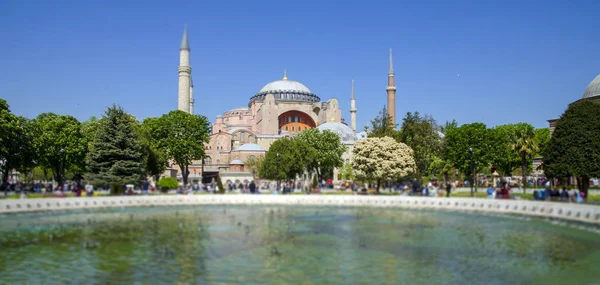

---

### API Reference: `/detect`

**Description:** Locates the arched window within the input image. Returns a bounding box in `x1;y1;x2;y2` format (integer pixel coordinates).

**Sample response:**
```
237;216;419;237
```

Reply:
233;134;238;141
241;132;246;142
204;156;212;165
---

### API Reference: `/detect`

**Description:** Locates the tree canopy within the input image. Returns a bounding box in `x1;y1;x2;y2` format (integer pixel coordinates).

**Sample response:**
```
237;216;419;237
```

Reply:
29;112;87;186
352;137;416;192
366;106;398;139
543;101;600;195
0;98;34;192
85;105;145;190
295;128;345;182
145;110;211;186
259;138;308;181
398;112;443;181
444;122;491;177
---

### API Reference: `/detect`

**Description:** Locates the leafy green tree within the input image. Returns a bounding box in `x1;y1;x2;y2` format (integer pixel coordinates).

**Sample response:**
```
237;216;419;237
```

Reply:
543;101;600;198
398;112;443;181
259;138;307;182
340;163;354;180
352;137;416;193
146;111;211;186
365;106;398;139
0;99;35;194
28;112;86;186
488;124;521;177
244;155;264;179
444;122;492;193
295;128;345;183
510;123;538;193
140;117;168;182
534;128;550;157
86;105;145;191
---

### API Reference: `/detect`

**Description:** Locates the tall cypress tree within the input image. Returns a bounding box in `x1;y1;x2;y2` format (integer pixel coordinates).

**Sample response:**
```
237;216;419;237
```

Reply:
86;105;144;192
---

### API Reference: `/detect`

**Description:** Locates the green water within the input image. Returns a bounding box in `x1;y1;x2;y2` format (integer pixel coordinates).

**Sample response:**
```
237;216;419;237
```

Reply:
0;206;599;285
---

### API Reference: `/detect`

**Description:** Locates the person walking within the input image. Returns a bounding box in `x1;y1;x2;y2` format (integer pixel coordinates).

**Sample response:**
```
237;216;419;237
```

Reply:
249;180;256;194
446;181;452;197
142;179;150;195
85;181;94;197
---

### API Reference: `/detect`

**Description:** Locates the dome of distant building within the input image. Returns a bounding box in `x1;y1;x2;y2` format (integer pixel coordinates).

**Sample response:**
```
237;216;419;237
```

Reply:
250;72;320;104
237;143;266;152
317;122;358;144
583;74;600;99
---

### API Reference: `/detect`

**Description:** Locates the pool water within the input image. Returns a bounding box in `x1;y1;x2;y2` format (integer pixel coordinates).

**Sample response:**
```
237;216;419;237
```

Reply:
0;206;599;284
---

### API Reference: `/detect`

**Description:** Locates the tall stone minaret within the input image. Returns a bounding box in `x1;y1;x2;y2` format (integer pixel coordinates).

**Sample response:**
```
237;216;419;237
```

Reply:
350;79;357;132
386;48;396;125
177;25;192;113
189;79;194;114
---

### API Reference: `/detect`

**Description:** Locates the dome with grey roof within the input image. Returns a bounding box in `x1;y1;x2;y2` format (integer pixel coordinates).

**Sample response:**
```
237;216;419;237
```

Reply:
237;143;266;152
317;122;359;144
583;74;600;99
250;72;320;104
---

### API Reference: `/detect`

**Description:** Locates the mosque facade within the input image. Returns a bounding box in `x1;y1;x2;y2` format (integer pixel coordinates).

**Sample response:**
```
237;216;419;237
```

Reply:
172;28;393;186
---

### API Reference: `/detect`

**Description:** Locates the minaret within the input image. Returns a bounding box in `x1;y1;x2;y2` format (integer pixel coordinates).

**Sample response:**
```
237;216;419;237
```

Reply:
386;48;396;125
177;25;192;113
189;78;194;114
350;80;357;132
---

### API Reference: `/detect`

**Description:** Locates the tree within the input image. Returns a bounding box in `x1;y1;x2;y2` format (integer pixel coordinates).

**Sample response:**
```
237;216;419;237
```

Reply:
488;124;521;177
28;113;86;186
444;122;492;192
510;123;538;193
365;106;398;139
398;112;443;181
352;137;416;193
543;101;600;198
146;110;211;186
339;163;354;180
259;138;307;182
0;99;35;194
86;105;145;191
244;155;265;179
140;117;168;182
295;128;345;183
534;128;550;157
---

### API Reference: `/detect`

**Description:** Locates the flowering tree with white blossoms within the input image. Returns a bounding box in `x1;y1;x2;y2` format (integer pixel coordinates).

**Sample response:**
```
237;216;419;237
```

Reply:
352;136;416;193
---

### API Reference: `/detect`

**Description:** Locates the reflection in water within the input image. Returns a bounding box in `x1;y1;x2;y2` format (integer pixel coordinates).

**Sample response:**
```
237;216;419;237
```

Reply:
0;206;599;284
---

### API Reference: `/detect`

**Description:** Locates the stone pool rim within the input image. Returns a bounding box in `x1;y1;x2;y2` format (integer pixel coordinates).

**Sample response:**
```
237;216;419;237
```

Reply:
1;195;599;225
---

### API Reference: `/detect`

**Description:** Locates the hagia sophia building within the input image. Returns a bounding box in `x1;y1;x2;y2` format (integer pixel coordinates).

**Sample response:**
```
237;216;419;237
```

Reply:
168;27;397;186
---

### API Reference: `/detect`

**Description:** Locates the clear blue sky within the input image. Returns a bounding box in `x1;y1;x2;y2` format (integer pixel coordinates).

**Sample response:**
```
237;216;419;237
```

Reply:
1;0;599;130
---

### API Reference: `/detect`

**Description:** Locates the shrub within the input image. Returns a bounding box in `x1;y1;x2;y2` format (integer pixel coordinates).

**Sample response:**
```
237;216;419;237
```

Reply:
157;177;178;193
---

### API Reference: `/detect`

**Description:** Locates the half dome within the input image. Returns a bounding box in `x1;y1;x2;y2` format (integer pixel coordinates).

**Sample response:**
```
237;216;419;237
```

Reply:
583;74;600;99
317;122;358;144
237;143;266;152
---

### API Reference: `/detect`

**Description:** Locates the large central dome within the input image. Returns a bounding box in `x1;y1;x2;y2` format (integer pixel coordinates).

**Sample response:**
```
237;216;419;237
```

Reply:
583;74;600;99
250;72;320;104
259;79;312;94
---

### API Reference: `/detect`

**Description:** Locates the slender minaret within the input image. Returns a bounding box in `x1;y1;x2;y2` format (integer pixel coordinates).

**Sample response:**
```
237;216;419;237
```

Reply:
177;25;192;113
386;48;396;125
350;80;357;132
189;79;194;114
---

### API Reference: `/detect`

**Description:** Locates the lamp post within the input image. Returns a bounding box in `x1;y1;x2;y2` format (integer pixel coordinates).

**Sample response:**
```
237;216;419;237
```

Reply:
468;148;474;197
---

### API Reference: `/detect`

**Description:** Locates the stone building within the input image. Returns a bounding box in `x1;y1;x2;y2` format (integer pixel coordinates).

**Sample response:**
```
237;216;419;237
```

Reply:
170;27;394;187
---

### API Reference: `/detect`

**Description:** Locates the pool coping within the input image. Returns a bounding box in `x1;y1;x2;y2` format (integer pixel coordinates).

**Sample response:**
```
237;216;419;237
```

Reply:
1;195;599;225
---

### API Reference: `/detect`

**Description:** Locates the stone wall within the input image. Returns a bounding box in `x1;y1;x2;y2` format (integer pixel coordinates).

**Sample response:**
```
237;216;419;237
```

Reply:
1;196;599;225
